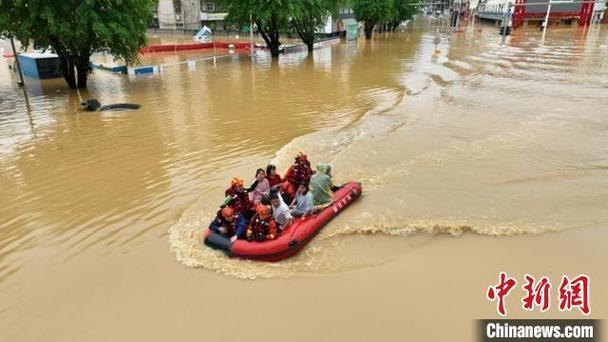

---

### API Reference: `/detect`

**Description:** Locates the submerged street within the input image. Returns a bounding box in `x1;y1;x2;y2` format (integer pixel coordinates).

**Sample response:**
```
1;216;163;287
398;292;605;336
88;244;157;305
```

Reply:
1;19;607;341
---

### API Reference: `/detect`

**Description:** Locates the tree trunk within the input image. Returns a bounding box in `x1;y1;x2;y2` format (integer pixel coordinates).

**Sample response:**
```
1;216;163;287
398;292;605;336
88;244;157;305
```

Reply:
306;41;314;53
364;21;375;40
269;40;281;58
257;24;281;58
75;52;91;88
58;54;77;89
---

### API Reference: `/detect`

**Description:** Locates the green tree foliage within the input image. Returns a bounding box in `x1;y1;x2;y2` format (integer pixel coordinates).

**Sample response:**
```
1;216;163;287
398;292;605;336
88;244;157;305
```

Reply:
387;0;417;31
0;0;155;88
352;0;416;39
219;0;292;58
352;0;392;39
290;0;337;53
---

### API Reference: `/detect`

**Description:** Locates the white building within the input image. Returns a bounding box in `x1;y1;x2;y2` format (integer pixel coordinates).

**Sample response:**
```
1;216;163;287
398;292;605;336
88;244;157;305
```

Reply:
156;0;228;31
592;1;606;23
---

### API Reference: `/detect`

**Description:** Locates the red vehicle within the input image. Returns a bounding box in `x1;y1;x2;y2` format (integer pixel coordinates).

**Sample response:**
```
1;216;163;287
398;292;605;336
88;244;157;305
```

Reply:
204;182;362;262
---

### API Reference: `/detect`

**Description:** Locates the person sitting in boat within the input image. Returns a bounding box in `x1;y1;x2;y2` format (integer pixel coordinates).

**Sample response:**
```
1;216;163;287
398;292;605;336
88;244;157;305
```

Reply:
246;204;278;242
310;163;341;207
208;207;247;242
290;183;314;218
248;168;270;205
266;164;283;190
270;190;293;231
222;177;253;218
281;153;313;202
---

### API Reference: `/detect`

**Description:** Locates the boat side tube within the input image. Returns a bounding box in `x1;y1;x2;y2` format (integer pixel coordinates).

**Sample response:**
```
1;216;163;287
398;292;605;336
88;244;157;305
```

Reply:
204;232;233;256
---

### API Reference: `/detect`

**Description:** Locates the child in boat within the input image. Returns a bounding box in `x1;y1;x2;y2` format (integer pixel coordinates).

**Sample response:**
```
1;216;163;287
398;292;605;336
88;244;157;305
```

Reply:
281;153;313;202
266;164;283;190
223;177;253;218
248;168;270;204
208;206;247;242
290;183;314;218
270;190;293;231
246;204;278;242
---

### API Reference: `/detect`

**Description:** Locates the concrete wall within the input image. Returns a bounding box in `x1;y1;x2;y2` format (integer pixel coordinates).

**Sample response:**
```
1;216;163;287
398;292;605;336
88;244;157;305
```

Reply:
158;0;177;30
181;0;202;31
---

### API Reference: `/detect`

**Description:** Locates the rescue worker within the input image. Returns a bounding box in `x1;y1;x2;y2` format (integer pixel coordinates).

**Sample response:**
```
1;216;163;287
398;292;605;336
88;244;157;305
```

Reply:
281;153;313;202
246;204;278;242
208;206;247;242
222;177;253;218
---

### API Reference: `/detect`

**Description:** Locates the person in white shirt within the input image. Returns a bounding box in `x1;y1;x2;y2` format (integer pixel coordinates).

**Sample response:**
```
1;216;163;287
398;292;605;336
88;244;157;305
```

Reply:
270;191;293;231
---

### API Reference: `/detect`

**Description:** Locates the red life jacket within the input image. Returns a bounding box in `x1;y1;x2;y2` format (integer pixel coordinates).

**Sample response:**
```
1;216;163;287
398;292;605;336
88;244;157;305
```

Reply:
286;156;312;185
247;214;278;242
214;209;236;235
225;187;251;214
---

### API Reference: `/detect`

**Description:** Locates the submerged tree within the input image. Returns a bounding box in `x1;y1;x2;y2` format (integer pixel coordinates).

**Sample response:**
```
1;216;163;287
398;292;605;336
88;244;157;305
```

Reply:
0;0;154;89
290;0;337;53
352;0;392;40
220;0;291;58
386;0;417;31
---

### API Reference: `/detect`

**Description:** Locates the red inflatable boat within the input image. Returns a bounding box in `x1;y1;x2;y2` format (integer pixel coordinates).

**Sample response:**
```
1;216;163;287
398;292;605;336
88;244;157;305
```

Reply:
204;181;362;261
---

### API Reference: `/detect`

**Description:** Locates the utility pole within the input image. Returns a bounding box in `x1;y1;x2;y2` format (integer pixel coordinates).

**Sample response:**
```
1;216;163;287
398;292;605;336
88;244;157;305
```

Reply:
249;12;254;59
501;3;510;44
542;0;552;41
9;36;25;86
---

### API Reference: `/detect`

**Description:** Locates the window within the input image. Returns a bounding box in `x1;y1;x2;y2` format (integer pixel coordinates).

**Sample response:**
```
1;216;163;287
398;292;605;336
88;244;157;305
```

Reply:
206;2;215;11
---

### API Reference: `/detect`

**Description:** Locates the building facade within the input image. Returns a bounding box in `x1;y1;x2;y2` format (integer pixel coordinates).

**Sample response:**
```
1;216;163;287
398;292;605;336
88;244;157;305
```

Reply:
199;1;228;31
476;0;601;27
155;0;227;32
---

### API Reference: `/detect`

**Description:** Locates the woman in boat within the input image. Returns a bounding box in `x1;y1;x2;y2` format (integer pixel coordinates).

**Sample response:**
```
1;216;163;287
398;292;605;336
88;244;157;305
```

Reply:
223;177;253;218
248;168;270;204
208;206;247;242
281;153;313;202
309;163;339;207
265;164;283;190
246;204;278;242
290;183;314;218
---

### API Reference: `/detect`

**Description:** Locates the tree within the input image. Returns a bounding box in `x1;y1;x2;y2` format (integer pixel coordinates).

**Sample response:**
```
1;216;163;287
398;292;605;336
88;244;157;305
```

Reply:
220;0;292;58
290;0;337;53
386;0;417;31
0;0;155;89
352;0;392;39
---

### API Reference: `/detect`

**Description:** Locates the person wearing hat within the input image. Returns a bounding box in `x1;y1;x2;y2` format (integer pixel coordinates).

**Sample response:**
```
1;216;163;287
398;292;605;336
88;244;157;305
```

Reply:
246;204;278;242
208;206;248;242
281;152;313;202
222;177;253;218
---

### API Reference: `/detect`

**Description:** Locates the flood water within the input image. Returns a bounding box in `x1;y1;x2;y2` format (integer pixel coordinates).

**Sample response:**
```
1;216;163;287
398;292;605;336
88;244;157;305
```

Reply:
1;19;608;341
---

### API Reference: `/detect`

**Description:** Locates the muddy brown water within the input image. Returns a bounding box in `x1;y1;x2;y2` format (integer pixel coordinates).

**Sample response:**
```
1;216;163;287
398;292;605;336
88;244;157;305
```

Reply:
1;20;607;341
